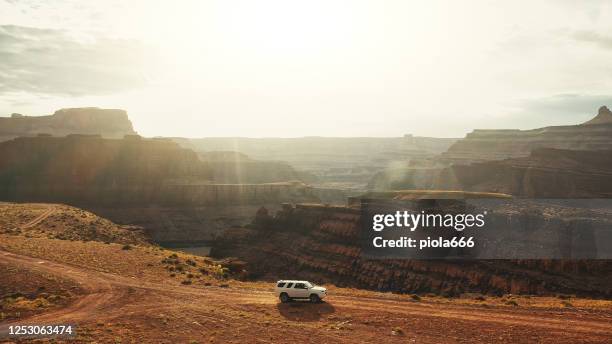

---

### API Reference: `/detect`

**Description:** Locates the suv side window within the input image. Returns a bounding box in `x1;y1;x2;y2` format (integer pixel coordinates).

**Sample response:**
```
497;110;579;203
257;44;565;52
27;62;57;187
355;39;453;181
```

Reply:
285;283;294;288
277;282;286;288
294;283;306;289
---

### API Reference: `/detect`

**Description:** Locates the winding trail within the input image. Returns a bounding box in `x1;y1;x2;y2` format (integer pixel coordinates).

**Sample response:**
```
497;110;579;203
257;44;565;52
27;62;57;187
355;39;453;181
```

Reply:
1;204;610;342
19;206;56;229
1;249;611;343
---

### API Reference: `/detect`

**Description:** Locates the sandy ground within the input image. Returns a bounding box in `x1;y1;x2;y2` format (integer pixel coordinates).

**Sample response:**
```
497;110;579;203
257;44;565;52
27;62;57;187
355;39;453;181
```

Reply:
2;249;611;344
0;204;611;343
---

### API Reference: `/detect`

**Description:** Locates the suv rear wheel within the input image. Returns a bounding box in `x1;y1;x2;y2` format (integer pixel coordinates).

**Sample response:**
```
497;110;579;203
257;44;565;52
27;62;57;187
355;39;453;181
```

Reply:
309;294;320;303
280;293;290;303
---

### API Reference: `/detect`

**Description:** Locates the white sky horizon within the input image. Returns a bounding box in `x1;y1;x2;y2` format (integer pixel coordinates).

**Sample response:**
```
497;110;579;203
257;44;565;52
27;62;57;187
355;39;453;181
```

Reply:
1;1;611;138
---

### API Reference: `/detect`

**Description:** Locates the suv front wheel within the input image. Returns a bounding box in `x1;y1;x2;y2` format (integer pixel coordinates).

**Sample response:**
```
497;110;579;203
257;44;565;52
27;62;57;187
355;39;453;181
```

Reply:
309;294;320;303
279;293;291;303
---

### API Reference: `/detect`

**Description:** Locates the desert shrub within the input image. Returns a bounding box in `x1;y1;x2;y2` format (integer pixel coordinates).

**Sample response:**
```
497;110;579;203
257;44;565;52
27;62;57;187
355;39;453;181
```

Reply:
209;264;228;279
410;295;421;301
121;244;132;250
505;300;519;307
181;279;192;285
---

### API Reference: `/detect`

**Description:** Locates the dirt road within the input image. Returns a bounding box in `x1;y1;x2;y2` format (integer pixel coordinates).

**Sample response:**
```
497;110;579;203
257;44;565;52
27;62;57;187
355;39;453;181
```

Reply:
1;250;611;343
19;206;56;230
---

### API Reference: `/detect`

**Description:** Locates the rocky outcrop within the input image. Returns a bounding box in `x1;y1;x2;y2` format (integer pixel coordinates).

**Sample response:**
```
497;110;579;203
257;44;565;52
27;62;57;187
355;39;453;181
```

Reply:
440;106;612;165
0;135;206;204
213;202;611;297
0;136;320;206
368;148;612;198
0;108;137;141
583;106;612;125
370;107;612;193
434;148;612;198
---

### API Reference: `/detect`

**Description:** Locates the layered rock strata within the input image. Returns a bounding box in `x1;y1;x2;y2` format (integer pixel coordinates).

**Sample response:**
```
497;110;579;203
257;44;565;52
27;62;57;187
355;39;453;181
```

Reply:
213;201;611;297
440;106;612;165
0;136;319;206
0;108;137;141
434;148;612;198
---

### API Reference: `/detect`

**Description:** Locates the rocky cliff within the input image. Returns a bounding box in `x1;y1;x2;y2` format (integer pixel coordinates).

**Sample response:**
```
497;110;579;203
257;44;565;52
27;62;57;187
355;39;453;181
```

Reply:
0;136;320;206
369;148;612;198
213;202;611;297
0;107;137;141
0;135;324;243
434;148;612;198
583;105;612;125
440;106;612;165
0;135;207;204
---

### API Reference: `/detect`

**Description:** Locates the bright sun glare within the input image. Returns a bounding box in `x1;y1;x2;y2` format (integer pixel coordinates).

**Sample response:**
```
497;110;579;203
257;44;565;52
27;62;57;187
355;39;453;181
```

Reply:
134;1;365;76
3;1;608;137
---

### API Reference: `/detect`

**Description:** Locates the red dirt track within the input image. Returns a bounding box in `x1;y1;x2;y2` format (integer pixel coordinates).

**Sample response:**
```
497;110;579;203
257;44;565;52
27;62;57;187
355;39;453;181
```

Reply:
1;249;611;343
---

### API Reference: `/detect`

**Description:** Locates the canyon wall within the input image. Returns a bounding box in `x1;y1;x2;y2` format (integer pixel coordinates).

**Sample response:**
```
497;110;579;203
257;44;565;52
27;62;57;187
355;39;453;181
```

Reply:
0;107;137;141
434;148;612;198
369;106;612;194
439;106;612;165
369;148;612;198
214;202;611;297
0;136;320;206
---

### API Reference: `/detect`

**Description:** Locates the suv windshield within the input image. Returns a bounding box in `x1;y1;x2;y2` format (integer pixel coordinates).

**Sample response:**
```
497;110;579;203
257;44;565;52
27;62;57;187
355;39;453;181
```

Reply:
304;282;313;288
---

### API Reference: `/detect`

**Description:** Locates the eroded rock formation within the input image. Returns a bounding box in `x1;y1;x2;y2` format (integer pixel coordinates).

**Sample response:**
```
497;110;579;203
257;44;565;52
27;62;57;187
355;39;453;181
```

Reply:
0;136;320;206
440;106;612;165
434;148;612;197
213;202;612;297
583;106;612;125
0;108;137;141
370;106;612;194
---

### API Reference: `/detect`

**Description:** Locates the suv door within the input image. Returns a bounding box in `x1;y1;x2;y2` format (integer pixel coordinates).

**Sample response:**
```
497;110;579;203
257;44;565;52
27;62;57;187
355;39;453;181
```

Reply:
292;283;309;298
284;283;294;296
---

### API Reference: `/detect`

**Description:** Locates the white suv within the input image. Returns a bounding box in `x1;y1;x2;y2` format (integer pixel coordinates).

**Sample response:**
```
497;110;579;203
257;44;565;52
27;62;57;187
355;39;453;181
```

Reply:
275;280;327;303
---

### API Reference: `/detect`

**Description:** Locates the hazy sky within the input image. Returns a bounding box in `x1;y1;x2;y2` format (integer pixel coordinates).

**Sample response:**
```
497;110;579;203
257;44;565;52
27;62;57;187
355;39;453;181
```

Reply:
1;0;611;138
